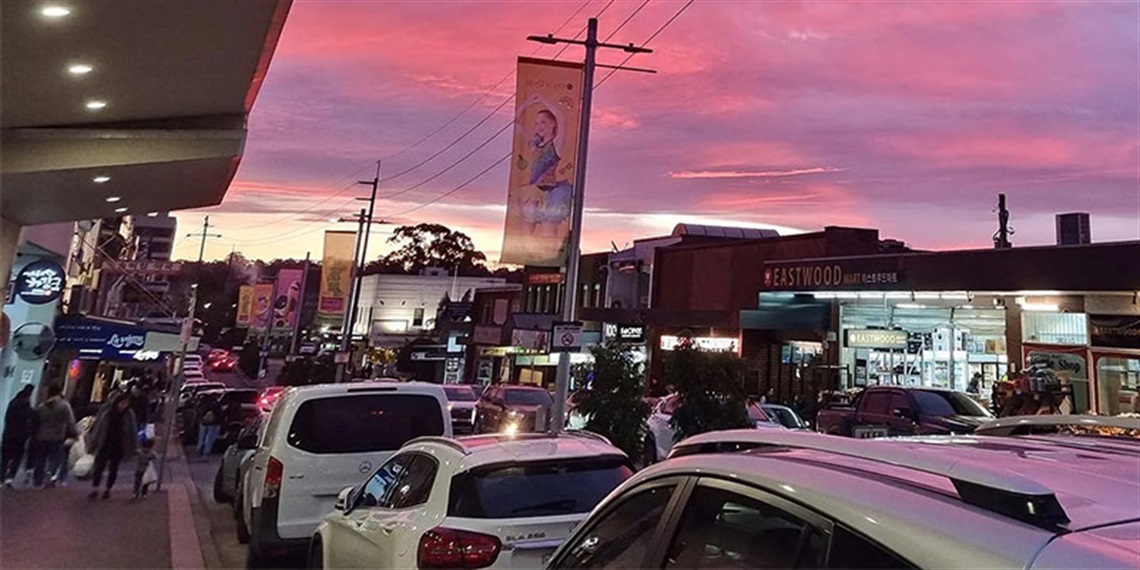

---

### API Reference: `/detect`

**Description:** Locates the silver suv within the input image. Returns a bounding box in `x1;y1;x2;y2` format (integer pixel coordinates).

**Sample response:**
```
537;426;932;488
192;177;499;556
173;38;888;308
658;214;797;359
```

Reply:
546;429;1139;569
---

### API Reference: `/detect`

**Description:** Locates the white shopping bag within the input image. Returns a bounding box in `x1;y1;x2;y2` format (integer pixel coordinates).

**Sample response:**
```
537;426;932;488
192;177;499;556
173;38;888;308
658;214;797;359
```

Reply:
144;423;156;441
141;463;158;487
68;435;87;467
73;455;95;479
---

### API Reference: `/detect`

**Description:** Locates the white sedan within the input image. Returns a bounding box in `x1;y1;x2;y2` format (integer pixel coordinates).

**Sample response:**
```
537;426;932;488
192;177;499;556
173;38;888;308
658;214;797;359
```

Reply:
310;432;633;569
644;394;783;464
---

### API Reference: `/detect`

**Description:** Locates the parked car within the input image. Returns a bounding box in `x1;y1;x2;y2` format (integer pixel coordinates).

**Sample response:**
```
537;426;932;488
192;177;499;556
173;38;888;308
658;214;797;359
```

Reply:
644;394;782;464
474;384;554;434
208;348;230;364
443;384;479;434
547;429;1140;569
238;382;452;564
309;431;634;569
177;382;226;409
181;388;259;451
761;403;809;429
816;386;992;438
214;414;265;503
257;386;286;412
210;354;237;372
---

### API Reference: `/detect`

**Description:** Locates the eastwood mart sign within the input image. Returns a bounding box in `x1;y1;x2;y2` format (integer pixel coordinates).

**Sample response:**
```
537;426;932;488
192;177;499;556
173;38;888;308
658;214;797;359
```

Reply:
764;259;903;291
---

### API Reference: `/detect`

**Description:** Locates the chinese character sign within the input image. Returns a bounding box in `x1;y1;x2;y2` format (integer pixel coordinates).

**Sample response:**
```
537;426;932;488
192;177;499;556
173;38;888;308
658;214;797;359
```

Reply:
272;268;303;332
15;260;66;305
236;285;254;328
500;57;584;267
319;231;356;324
251;283;274;332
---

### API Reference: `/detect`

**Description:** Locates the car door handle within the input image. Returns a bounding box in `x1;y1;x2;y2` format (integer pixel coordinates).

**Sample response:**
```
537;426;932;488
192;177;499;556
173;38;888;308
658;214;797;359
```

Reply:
287;474;305;480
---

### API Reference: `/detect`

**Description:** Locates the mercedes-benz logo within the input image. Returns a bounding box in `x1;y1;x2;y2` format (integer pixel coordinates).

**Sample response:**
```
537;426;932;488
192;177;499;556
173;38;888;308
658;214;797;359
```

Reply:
358;460;373;474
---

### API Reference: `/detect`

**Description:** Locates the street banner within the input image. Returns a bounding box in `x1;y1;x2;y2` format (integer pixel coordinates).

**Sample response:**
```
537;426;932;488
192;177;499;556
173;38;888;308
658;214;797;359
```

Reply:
500;57;584;267
272;268;303;332
251;283;274;332
319;230;356;324
235;284;254;328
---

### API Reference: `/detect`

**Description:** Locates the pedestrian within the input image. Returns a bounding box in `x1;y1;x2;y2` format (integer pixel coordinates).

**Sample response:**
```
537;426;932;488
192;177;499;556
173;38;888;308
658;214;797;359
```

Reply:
132;438;157;499
130;384;149;428
197;395;223;456
87;393;138;500
968;373;982;395
30;385;78;488
2;385;36;487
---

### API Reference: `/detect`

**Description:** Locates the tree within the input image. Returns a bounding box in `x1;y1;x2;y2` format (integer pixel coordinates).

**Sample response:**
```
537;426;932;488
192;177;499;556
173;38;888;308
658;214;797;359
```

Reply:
664;339;751;442
574;342;651;460
371;224;488;275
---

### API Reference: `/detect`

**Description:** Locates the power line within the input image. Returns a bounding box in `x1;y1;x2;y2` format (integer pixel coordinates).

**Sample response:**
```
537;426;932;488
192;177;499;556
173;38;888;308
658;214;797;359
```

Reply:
603;0;650;43
596;0;694;88
388;154;512;218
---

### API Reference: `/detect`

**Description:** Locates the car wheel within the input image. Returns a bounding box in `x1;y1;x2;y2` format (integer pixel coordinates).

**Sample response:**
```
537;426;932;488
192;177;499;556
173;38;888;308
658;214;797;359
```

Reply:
213;465;229;503
308;536;323;569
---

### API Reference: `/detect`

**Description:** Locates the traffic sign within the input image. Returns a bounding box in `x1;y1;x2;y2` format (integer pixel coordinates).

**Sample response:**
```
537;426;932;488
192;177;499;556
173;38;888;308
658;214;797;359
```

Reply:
550;321;583;353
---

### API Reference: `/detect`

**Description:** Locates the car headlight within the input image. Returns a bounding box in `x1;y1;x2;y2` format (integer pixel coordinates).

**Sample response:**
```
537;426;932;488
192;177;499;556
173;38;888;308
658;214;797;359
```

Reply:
502;421;520;437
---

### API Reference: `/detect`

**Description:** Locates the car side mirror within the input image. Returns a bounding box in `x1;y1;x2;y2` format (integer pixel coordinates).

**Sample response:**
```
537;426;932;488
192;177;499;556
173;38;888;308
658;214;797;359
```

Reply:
335;486;354;512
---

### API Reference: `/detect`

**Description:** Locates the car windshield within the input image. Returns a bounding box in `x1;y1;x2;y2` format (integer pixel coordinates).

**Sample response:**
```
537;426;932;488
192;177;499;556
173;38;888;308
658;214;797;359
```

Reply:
912;390;992;417
444;386;477;402
504;389;553;406
764;406;806;428
448;456;632;519
747;403;772;423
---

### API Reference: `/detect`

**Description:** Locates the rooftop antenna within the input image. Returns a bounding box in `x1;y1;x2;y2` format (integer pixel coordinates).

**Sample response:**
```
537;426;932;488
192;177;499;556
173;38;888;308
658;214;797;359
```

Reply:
993;193;1013;249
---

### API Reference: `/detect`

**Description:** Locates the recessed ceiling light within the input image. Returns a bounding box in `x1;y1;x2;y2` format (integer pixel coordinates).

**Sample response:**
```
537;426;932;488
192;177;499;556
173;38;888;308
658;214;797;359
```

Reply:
146;212;159;217
105;196;121;203
41;6;71;18
85;100;107;111
67;64;93;75
114;207;128;214
93;175;110;183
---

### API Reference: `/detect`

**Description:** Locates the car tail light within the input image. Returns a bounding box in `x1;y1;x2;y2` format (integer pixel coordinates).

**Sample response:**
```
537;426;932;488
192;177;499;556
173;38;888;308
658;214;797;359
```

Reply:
264;456;283;499
418;527;501;569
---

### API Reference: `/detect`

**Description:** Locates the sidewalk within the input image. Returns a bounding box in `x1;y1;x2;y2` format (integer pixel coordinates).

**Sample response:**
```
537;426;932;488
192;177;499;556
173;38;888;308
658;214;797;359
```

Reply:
0;440;204;569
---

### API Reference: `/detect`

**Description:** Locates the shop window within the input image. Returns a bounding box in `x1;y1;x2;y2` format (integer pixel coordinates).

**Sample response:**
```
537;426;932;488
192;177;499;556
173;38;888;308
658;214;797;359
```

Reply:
1097;356;1140;415
1022;312;1088;346
594;283;603;308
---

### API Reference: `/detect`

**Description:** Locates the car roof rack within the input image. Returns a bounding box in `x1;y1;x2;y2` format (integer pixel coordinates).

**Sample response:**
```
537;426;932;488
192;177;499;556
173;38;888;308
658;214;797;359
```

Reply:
405;436;470;455
670;430;1071;529
979;414;1140;432
560;429;614;446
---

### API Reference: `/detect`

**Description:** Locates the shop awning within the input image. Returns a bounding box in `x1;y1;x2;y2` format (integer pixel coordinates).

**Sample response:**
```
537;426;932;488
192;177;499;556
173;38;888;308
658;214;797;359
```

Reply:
55;315;197;360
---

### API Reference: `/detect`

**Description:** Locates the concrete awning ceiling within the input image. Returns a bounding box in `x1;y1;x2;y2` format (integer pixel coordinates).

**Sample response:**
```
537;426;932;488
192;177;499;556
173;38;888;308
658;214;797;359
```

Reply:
1;0;291;225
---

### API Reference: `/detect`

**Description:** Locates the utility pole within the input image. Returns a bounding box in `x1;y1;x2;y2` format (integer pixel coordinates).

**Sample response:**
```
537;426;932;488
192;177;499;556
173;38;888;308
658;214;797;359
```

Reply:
335;209;368;383
157;216;219;490
290;251;311;355
994;193;1013;249
527;18;652;431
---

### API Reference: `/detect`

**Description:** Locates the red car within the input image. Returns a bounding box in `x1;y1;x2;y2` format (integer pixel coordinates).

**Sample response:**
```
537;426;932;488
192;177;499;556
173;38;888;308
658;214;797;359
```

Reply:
210;355;236;372
258;386;286;412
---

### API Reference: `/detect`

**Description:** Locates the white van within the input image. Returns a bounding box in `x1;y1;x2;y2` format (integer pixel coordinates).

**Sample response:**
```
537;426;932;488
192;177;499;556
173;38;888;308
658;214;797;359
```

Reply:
238;382;451;563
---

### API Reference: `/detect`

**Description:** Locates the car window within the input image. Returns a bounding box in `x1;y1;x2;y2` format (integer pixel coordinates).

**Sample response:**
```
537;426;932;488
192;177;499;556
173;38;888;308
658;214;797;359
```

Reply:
444;385;478;402
747;403;771;423
386;455;437;509
828;527;912;569
889;392;913;414
504;389;553;406
359;455;410;509
912;391;991;417
556;483;676;569
861;392;892;416
287;394;444;454
665;485;826;569
764;407;802;429
449;456;633;519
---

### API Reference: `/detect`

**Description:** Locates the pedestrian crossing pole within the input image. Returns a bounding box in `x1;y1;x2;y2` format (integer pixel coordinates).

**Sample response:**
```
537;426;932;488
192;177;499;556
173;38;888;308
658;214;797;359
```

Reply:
527;18;652;431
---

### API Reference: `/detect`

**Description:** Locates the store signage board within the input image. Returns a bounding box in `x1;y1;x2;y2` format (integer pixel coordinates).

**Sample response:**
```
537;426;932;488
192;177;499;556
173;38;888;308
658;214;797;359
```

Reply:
511;329;550;351
1025;347;1087;379
551;321;583;353
603;323;646;344
104;260;184;276
528;272;564;285
660;335;738;352
763;259;903;291
846;329;909;350
15;260;66;305
1089;314;1140;350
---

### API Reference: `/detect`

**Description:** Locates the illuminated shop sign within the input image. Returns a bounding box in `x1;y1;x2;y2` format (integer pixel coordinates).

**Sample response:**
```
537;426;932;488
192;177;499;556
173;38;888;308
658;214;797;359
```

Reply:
764;261;903;291
14;260;66;305
603;323;646;343
845;329;909;350
660;335;738;352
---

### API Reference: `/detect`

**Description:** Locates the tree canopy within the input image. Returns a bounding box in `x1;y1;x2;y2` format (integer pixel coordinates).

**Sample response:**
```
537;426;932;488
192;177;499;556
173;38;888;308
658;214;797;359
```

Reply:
366;223;488;275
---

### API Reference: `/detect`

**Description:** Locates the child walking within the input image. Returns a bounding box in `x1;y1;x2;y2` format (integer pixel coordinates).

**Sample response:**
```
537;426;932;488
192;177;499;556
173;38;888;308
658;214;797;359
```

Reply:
133;438;157;499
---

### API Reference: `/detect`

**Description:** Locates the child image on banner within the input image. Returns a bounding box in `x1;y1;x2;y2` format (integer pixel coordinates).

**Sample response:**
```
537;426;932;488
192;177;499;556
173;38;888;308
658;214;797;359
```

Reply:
255;289;272;328
509;93;573;263
273;279;301;329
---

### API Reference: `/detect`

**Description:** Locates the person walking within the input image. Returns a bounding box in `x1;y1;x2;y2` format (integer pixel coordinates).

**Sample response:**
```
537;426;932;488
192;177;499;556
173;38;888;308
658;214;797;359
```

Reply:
196;395;223;456
87;394;138;500
2;385;36;487
30;385;78;488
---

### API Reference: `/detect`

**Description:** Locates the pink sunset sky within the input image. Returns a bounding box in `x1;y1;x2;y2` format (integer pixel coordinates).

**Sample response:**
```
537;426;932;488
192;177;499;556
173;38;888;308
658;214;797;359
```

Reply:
175;0;1140;262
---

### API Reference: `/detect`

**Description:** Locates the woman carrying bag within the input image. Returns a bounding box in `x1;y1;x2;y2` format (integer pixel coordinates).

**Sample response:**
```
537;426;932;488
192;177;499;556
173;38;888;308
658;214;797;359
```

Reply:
87;394;138;500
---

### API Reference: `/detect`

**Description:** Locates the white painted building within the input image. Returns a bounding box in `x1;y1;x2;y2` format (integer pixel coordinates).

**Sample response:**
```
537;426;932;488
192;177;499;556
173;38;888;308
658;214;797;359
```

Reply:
353;269;506;347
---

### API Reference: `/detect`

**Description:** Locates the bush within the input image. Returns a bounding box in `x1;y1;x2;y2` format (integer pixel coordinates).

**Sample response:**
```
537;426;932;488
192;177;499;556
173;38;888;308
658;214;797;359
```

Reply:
573;342;650;459
664;340;751;442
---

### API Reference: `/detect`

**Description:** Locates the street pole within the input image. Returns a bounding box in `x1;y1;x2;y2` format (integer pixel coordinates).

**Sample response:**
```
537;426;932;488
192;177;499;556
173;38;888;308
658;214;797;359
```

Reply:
335;163;381;383
157;216;219;491
258;275;277;380
290;251;311;356
527;18;652;432
335;209;367;383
